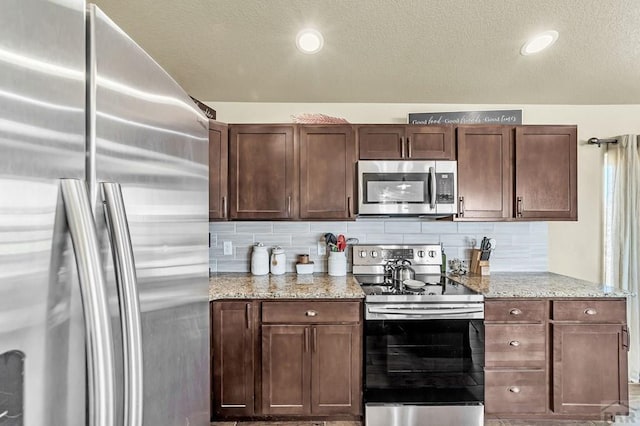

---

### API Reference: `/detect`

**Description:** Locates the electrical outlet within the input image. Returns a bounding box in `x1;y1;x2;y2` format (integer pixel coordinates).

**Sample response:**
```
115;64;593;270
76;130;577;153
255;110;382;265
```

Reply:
223;241;232;256
317;241;326;256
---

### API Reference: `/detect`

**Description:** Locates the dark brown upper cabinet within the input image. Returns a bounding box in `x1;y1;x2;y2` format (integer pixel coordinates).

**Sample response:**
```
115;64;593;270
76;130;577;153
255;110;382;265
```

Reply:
209;120;228;221
229;124;296;220
456;126;512;220
357;125;455;160
515;126;577;220
299;125;356;220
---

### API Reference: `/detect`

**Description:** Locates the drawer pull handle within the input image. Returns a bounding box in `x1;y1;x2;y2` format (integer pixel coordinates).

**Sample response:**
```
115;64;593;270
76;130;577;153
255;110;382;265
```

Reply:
509;308;522;316
584;308;597;315
509;340;521;347
305;310;318;317
508;386;521;394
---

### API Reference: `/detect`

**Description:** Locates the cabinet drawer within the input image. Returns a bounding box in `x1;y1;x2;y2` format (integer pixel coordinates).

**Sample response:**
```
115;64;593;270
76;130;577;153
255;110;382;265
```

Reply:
485;299;545;323
262;301;361;324
553;300;626;323
485;324;546;367
485;369;546;414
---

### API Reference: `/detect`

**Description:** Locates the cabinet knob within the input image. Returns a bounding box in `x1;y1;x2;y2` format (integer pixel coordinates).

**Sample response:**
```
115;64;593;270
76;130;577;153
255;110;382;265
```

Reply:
509;340;521;347
584;308;597;315
305;310;318;317
508;386;521;394
509;308;522;316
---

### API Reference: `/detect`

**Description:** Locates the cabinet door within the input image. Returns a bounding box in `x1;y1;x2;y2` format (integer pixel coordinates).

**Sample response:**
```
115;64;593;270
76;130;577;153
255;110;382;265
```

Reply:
211;301;255;418
261;325;311;415
405;125;455;160
358;125;405;159
311;325;362;416
299;125;355;219
457;126;512;219
515;126;577;220
209;121;228;220
229;125;296;219
552;323;629;416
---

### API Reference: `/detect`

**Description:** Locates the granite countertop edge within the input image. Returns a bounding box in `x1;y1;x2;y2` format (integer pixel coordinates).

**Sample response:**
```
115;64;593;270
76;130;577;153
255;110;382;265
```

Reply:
209;271;630;301
447;271;630;299
209;272;365;301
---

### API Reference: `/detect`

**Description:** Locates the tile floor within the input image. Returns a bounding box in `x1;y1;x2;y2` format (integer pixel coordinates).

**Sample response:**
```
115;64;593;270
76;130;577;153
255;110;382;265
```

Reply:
212;385;640;425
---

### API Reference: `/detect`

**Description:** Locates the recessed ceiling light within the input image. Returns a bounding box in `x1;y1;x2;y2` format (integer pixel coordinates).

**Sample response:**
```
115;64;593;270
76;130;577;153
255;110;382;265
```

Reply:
296;29;324;54
521;30;559;55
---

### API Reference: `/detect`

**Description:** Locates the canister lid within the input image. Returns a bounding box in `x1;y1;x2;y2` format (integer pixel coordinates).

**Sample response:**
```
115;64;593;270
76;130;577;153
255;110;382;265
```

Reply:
272;246;284;254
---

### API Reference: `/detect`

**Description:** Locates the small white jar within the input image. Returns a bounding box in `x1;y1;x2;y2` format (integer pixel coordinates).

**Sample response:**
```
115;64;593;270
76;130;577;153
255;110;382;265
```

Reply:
327;251;347;276
270;246;286;275
251;243;269;275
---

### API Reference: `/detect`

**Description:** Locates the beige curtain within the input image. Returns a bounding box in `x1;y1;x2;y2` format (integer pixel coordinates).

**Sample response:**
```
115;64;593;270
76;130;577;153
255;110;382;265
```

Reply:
604;134;640;381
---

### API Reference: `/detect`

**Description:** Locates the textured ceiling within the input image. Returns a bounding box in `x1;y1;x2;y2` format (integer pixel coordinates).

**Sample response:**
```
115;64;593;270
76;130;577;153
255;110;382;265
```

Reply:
92;0;640;104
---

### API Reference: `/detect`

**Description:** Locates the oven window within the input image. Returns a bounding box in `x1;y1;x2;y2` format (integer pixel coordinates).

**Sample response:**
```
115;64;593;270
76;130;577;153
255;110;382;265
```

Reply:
364;319;484;404
363;173;428;204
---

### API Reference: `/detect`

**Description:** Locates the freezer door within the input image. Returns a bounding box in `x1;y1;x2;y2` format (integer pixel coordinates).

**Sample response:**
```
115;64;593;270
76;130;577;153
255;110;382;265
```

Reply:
0;1;88;426
87;6;210;426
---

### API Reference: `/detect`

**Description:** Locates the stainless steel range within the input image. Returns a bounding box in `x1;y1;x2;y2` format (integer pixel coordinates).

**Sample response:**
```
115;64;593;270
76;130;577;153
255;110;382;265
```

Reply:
353;244;485;426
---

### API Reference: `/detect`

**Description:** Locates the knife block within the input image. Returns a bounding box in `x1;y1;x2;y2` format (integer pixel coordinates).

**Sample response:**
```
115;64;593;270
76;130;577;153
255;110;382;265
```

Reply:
470;249;490;275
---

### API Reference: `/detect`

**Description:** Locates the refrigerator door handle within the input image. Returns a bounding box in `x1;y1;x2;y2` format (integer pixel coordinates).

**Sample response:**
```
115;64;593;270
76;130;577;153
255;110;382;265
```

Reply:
100;182;144;426
60;179;116;426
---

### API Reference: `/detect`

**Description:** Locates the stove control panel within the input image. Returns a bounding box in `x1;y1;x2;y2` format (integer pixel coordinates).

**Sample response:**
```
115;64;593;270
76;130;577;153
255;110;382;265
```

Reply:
352;244;442;274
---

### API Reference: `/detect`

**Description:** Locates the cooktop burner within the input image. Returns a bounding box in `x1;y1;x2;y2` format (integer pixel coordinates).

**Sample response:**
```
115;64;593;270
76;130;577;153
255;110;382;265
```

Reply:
355;274;483;302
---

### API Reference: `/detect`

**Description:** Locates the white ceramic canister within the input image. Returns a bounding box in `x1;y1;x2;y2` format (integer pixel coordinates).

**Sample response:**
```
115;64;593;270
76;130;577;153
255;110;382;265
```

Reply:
327;251;347;276
251;242;269;275
270;246;286;275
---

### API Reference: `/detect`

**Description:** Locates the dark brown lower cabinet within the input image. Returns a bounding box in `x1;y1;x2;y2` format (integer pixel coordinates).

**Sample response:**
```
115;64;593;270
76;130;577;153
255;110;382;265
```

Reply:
261;324;362;416
311;325;362;415
211;299;363;421
484;298;629;421
261;325;311;415
552;323;629;417
211;301;256;418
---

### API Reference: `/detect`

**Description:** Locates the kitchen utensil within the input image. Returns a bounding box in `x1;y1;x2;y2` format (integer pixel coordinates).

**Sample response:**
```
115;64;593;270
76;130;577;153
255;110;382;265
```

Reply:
251;242;269;275
324;233;337;245
392;259;415;283
480;237;488;250
345;238;359;245
270;246;286;275
337;234;346;251
403;279;426;289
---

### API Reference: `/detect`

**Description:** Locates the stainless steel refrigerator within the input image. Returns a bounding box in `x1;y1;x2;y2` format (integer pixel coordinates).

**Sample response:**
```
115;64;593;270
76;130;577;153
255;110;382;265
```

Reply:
0;1;210;426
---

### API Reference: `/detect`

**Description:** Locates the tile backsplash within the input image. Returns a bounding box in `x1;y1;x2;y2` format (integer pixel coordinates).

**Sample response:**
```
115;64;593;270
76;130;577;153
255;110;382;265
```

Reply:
209;220;548;273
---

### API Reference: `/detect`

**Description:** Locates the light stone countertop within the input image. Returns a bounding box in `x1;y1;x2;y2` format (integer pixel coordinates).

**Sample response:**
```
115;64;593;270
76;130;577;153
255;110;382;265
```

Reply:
209;273;365;301
448;272;629;298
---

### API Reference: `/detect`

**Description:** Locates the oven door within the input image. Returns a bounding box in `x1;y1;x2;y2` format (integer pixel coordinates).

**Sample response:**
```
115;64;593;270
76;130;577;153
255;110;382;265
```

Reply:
364;318;484;406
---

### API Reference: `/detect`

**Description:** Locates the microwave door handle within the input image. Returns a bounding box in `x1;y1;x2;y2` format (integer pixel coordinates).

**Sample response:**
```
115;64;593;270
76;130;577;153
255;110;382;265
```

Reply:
429;166;436;209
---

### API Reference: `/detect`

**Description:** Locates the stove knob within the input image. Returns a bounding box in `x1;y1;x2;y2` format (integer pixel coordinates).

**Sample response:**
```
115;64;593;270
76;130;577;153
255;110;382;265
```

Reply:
428;250;437;258
359;250;367;258
417;250;425;258
370;251;378;258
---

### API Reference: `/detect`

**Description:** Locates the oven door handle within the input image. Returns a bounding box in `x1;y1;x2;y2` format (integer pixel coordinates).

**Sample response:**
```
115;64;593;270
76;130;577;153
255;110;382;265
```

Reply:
368;307;484;316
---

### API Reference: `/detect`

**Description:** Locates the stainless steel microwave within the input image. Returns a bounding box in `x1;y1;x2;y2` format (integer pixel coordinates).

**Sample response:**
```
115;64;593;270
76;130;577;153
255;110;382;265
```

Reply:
357;160;458;216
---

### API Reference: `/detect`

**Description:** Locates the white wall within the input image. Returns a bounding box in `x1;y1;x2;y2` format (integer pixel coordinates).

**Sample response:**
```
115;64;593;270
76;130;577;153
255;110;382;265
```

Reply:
206;102;640;283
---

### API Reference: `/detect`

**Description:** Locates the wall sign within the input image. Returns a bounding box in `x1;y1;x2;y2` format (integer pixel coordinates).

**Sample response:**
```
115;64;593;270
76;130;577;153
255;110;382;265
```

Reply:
408;109;522;125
